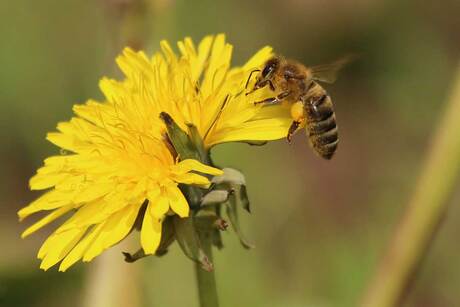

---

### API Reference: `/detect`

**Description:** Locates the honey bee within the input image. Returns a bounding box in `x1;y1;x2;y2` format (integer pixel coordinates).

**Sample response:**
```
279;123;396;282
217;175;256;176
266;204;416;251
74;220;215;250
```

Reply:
246;55;354;159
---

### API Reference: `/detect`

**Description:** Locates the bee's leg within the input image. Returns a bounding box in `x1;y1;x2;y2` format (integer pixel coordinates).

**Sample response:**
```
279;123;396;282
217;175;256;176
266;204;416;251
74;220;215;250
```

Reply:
287;101;306;143
286;101;306;143
254;97;280;106
254;90;291;106
257;79;276;91
246;80;276;96
266;80;276;91
287;121;300;143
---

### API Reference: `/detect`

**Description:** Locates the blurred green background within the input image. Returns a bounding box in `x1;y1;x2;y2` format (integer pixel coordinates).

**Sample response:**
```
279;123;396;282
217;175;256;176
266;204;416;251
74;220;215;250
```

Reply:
1;0;460;306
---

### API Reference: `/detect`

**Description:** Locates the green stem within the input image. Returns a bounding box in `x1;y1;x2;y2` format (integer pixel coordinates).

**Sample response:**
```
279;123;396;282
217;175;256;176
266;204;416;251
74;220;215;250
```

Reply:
361;63;460;307
195;230;219;307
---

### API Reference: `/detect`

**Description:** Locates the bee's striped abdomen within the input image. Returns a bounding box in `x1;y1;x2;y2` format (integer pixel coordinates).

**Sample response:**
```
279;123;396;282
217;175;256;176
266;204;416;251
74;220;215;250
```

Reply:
305;92;339;160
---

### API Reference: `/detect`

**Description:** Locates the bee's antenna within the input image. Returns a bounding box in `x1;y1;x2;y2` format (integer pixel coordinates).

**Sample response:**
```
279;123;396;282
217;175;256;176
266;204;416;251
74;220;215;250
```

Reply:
203;95;230;141
245;69;261;90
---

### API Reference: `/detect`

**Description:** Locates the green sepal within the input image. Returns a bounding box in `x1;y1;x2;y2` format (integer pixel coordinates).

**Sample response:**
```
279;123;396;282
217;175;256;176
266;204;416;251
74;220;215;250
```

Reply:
212;229;224;250
195;208;226;249
239;185;251;213
155;216;175;256
160;112;200;161
195;209;228;230
209;168;253;248
212;168;251;212
187;124;210;164
179;184;203;210
123;249;146;263
200;190;230;207
225;187;254;249
173;216;213;272
160;113;208;209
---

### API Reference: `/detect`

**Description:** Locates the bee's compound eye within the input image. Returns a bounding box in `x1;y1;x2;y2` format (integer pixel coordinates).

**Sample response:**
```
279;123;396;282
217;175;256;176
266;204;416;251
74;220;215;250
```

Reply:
262;58;278;78
262;65;273;78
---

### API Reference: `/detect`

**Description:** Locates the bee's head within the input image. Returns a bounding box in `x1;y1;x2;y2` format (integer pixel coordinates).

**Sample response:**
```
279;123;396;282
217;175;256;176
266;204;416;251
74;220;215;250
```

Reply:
245;57;280;94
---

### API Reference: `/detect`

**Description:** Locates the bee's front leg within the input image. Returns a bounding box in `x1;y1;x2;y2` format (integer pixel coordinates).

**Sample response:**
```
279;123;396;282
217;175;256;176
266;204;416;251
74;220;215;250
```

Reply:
246;79;276;95
254;90;291;106
256;79;276;91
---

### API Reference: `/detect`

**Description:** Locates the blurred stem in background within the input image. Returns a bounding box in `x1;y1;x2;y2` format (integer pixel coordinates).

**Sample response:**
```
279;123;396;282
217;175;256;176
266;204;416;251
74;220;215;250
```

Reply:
83;242;141;307
102;0;150;52
361;62;460;307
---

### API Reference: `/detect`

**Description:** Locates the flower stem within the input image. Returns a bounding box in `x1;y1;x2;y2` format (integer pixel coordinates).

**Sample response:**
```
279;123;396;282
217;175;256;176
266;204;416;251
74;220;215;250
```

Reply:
361;63;460;307
195;230;219;307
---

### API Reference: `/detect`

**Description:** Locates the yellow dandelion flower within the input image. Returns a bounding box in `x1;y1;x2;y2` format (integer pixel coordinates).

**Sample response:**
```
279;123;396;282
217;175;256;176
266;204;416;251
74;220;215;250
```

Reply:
19;34;291;271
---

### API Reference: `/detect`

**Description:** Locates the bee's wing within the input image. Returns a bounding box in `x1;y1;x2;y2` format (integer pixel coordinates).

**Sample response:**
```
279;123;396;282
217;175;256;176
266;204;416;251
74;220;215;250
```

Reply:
311;54;357;84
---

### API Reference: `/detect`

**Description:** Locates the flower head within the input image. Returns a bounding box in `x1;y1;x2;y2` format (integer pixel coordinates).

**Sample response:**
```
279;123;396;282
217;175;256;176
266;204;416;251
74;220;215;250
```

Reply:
19;34;291;271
